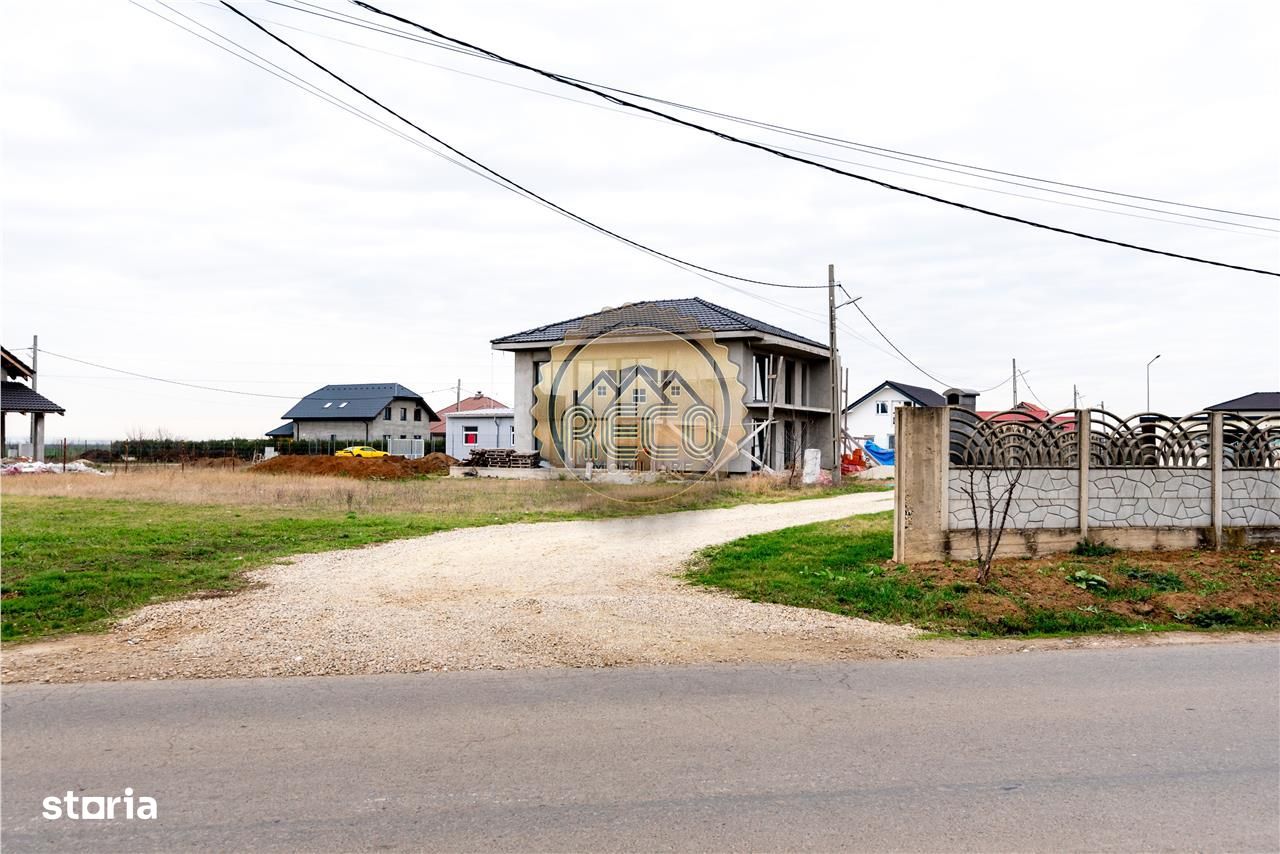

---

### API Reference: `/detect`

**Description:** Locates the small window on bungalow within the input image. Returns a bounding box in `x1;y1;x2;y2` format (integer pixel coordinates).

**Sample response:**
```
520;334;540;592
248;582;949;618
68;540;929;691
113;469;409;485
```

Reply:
463;426;479;445
875;401;890;414
633;387;647;404
670;384;681;397
597;385;608;397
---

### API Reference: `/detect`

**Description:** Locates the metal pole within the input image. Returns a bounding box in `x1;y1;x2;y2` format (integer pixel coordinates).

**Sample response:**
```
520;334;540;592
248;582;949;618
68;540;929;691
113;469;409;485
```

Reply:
828;264;841;485
1146;354;1161;411
1011;358;1017;409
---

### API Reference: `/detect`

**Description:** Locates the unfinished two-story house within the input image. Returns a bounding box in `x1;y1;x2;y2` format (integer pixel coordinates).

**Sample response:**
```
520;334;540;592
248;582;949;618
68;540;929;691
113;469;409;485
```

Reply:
491;298;834;474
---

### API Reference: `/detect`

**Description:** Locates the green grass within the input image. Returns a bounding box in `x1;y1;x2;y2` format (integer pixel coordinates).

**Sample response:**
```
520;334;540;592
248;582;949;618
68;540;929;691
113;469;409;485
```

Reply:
1;499;472;641
686;513;1280;637
1;480;888;642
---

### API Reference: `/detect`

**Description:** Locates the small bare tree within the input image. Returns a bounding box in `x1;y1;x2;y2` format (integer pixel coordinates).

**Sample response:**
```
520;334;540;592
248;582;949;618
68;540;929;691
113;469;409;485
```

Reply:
955;457;1027;585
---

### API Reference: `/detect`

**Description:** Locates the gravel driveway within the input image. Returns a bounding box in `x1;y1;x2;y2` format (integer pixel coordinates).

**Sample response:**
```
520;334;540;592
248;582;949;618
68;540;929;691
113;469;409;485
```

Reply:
4;492;930;681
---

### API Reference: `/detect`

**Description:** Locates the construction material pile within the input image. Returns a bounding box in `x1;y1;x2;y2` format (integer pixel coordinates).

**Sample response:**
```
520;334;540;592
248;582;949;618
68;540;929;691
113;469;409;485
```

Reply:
1;459;109;476
460;448;541;468
252;453;459;479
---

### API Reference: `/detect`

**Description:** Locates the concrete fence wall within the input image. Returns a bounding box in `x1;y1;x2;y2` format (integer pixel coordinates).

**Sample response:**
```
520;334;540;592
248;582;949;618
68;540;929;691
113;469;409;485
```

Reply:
894;406;1280;562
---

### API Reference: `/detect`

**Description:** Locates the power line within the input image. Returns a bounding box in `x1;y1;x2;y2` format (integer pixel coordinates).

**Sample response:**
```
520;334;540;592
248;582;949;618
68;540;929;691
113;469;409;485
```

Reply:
135;3;1117;398
38;348;462;402
269;0;1276;225
1017;369;1049;409
216;2;825;290
844;300;954;388
237;6;1273;238
353;1;1280;278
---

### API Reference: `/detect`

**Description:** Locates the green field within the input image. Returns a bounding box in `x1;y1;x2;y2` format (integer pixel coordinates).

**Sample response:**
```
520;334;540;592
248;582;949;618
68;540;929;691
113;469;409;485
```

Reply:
687;512;1280;636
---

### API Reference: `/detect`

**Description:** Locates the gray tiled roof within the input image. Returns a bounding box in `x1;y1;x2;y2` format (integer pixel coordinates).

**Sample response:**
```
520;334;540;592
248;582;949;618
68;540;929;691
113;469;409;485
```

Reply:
282;383;436;421
265;423;295;437
1205;392;1280;412
491;297;826;349
1;381;64;414
846;380;946;411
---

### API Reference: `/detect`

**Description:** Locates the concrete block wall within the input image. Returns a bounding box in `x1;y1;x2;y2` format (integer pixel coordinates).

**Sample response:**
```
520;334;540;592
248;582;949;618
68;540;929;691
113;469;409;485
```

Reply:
948;470;1078;529
896;406;1280;562
1088;468;1211;527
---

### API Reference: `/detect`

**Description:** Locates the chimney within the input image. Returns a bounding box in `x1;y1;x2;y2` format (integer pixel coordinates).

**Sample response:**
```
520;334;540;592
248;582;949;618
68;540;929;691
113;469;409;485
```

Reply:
944;387;979;411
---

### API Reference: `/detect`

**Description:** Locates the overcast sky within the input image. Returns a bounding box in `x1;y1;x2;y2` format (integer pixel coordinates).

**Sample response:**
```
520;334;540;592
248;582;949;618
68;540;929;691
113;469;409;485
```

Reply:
3;0;1278;441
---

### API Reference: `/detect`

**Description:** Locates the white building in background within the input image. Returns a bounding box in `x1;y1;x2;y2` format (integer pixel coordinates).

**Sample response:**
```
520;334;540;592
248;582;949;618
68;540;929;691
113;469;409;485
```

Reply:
444;407;515;460
843;380;946;449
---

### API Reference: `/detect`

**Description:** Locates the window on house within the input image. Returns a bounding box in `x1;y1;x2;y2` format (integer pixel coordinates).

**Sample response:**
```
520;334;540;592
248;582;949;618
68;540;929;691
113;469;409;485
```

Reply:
633;387;647;404
875;401;890;414
597;385;608;397
323;402;333;408
338;401;348;408
670;384;681;397
753;354;770;401
383;407;391;421
888;433;896;450
784;361;796;405
463;426;479;445
399;434;407;440
510;425;516;445
400;407;407;421
413;434;421;440
413;408;422;421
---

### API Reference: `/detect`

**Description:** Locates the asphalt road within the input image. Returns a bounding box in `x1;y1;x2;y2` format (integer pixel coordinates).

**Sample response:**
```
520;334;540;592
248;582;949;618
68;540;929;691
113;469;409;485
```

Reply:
3;643;1277;852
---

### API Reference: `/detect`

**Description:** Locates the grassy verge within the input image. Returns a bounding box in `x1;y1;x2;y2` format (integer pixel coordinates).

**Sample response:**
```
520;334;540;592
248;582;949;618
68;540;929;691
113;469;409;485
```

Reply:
1;479;886;641
686;512;1280;636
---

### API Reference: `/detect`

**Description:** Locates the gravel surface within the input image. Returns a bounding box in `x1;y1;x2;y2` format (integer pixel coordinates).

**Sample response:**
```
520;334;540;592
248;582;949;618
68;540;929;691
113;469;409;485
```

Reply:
7;491;1271;683
4;493;912;681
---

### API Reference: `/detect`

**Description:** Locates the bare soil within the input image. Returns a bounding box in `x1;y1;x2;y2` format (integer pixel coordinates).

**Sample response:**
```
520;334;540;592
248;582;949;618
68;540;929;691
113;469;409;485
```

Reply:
252;452;458;479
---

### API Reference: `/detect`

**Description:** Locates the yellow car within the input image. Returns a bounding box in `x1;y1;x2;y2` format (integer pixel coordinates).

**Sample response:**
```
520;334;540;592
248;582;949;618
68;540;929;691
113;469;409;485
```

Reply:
334;446;388;459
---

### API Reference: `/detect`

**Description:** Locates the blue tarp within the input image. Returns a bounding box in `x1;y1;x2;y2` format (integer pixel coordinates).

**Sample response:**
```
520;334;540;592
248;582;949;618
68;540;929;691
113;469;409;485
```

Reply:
864;441;895;467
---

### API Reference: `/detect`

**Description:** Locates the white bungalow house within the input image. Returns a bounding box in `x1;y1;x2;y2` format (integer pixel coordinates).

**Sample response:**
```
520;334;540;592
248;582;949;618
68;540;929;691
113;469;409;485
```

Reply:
843;380;946;450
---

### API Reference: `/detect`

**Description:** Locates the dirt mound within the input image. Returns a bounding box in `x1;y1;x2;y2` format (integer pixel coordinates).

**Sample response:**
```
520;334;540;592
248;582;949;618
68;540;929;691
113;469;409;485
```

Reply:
252;453;458;479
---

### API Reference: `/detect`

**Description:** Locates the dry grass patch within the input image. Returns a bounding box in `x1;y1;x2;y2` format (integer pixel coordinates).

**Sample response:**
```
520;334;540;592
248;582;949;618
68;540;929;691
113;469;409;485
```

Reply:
0;467;883;517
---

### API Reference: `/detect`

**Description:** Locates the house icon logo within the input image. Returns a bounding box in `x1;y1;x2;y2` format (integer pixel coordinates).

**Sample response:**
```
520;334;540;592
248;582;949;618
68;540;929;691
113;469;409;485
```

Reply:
532;307;746;475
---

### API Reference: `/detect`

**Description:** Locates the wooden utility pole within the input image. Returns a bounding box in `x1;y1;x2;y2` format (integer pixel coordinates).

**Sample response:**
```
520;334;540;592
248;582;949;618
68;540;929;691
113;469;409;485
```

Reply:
828;264;841;485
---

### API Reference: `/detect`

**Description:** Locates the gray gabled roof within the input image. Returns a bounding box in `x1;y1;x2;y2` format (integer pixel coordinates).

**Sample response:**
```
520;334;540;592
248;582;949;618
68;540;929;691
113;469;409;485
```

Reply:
1;381;64;414
845;380;946;412
282;383;437;421
1205;392;1280;412
491;297;826;349
265;423;294;437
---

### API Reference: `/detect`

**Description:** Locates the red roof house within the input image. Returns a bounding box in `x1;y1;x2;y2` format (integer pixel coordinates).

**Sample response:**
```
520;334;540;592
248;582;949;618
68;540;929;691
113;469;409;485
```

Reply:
430;392;509;436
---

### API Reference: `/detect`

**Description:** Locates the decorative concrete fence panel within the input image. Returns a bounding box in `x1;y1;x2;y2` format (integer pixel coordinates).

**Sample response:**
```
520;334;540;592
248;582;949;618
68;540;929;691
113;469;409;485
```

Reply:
895;406;1280;562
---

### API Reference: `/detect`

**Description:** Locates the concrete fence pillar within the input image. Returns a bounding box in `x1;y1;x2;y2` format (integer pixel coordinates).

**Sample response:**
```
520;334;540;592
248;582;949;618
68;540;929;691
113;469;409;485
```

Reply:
893;406;951;563
1210;411;1223;549
1077;408;1091;542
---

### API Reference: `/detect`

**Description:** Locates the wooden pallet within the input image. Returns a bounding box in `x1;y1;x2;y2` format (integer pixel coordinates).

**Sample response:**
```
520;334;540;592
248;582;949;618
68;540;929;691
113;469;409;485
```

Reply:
463;448;541;469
